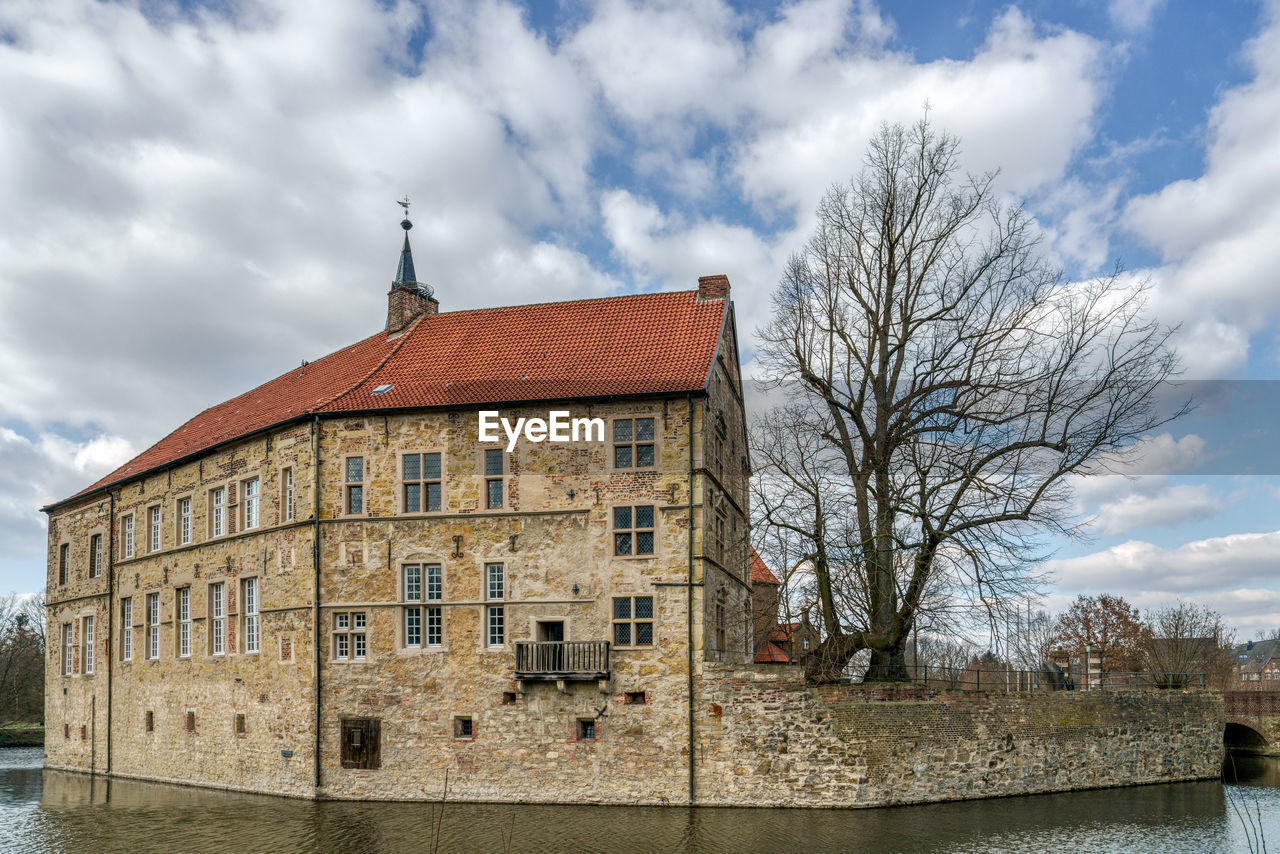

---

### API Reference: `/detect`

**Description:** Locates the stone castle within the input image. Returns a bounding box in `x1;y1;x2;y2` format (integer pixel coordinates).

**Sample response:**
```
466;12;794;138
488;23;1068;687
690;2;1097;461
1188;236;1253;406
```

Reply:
44;216;1223;807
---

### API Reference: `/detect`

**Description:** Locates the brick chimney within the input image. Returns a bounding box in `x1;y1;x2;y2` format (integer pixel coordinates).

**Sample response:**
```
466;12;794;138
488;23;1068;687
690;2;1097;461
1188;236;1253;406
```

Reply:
386;286;438;336
697;274;730;301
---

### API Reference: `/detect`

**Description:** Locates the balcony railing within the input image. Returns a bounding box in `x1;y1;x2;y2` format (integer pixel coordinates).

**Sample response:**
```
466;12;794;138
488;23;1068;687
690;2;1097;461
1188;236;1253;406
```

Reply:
515;641;610;680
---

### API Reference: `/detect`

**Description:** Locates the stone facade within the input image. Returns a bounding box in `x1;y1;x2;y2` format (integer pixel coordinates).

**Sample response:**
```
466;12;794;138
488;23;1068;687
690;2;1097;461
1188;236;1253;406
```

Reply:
44;293;759;803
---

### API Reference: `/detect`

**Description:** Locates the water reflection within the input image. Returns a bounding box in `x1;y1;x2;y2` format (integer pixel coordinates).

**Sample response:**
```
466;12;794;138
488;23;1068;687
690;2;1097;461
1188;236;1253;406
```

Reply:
1;748;1277;853
1225;751;1280;786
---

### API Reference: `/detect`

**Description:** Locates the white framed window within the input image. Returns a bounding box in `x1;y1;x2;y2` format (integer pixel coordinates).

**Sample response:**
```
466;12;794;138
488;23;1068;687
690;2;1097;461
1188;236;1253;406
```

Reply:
90;534;103;578
333;612;367;660
282;467;295;522
121;597;133;662
484;449;504;509
82;616;95;675
612;596;655;647
211;487;226;537
178;498;192;546
123;515;135;558
147;592;159;660
149;505;162;552
242;577;259;653
177;587;191;658
487;606;504;648
486;562;505;601
243;478;260;530
402;564;442;648
485;562;505;648
402;452;442;513
209;582;226;656
61;623;73;676
344;458;364;515
613;505;655;556
612;417;656;468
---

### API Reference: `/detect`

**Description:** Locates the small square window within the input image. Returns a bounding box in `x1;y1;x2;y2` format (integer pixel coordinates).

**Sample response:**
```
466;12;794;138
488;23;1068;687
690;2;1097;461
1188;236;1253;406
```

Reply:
612;596;655;647
613;417;656;468
502;692;518;705
454;716;474;739
403;452;443;513
613;505;655;556
577;718;597;741
625;691;647;705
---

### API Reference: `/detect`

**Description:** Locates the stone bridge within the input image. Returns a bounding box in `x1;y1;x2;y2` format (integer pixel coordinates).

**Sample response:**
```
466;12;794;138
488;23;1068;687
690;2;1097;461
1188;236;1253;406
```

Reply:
1224;691;1280;755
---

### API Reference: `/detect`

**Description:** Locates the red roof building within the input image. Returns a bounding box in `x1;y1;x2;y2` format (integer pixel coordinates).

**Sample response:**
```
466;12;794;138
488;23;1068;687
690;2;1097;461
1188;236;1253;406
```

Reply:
43;213;756;803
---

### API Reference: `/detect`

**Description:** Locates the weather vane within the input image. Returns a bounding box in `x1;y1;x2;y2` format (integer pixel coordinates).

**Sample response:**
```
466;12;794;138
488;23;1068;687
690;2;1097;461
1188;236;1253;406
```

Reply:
398;195;410;214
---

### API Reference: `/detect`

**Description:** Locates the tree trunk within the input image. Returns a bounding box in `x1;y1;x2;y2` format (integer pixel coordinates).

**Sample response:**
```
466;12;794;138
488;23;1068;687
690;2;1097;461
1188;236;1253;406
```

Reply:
865;643;910;682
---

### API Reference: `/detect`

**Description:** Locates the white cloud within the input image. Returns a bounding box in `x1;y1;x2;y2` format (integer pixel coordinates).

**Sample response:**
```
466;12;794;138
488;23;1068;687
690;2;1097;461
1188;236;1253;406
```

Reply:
0;428;134;566
1114;432;1208;475
1122;3;1280;376
736;6;1107;223
1092;483;1222;535
1046;530;1280;594
1107;0;1166;34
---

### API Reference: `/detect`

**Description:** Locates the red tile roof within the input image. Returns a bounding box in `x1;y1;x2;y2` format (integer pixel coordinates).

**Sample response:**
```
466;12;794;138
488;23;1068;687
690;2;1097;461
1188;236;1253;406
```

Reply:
750;548;779;585
53;290;727;508
754;640;792;664
766;622;805;644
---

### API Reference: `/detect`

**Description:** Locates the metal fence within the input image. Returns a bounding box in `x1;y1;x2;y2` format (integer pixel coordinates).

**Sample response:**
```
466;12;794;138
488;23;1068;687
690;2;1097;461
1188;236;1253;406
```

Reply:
842;664;1206;692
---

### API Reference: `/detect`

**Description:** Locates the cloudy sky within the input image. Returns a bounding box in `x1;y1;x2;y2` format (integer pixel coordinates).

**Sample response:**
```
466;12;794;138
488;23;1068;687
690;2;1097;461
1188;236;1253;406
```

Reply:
3;0;1279;635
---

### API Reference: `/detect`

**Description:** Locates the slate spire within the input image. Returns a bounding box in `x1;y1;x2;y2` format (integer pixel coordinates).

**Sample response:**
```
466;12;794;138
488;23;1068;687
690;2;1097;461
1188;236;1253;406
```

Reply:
386;196;438;334
393;196;418;288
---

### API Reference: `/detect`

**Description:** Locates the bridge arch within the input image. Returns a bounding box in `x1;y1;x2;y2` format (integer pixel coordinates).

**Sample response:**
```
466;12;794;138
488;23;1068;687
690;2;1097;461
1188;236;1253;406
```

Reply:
1224;720;1270;752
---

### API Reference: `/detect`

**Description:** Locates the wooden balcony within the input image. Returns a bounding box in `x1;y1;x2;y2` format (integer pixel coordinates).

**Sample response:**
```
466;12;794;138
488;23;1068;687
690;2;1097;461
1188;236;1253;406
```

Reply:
515;641;610;681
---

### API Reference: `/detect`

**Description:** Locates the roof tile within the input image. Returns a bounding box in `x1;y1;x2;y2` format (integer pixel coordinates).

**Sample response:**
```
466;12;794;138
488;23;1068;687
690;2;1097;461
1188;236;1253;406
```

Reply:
55;290;726;507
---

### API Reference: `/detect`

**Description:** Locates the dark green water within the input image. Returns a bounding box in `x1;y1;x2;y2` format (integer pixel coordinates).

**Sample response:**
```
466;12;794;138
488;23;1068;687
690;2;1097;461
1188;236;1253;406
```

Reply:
2;747;1277;853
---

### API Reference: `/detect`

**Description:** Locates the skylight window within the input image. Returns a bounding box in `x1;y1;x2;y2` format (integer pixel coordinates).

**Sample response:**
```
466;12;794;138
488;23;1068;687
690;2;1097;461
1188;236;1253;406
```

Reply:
371;384;393;395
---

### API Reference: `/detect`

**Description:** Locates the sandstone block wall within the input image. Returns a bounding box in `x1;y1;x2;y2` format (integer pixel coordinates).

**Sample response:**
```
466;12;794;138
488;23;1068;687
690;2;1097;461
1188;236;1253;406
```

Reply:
695;663;1225;808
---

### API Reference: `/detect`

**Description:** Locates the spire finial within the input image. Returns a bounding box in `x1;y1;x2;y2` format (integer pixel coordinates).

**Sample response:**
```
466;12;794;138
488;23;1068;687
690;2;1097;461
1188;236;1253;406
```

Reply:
392;196;430;298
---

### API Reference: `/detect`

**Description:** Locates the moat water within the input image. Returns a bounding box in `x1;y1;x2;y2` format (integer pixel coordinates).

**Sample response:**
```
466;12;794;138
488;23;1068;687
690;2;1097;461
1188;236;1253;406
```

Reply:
2;747;1278;853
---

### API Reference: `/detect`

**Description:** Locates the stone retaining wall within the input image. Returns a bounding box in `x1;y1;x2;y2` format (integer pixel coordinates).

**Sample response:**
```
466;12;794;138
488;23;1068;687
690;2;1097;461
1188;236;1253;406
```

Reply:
695;663;1224;807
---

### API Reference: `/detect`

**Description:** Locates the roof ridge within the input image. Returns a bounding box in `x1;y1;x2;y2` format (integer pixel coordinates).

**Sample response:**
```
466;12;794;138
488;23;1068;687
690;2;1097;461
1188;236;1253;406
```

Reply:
317;315;424;411
417;289;699;318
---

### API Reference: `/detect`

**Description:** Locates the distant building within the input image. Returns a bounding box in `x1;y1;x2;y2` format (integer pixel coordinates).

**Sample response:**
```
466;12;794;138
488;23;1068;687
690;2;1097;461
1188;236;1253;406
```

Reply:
749;548;780;652
1233;638;1280;689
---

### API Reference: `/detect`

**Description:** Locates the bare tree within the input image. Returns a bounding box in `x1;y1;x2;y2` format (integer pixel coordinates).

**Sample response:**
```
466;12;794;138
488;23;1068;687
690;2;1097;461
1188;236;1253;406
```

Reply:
1144;600;1234;689
755;117;1182;681
0;592;46;723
